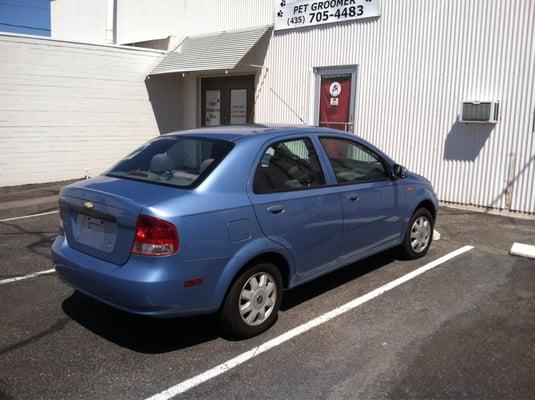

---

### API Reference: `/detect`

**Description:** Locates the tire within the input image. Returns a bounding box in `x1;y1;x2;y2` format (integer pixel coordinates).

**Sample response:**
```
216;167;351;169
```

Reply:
399;208;434;259
219;262;283;338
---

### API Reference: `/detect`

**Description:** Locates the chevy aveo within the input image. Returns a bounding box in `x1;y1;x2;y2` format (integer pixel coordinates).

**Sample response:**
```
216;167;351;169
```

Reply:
52;126;437;338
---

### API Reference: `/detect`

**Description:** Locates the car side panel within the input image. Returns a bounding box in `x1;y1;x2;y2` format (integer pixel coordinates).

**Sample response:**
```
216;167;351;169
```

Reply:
401;179;439;232
251;189;343;276
337;180;405;260
311;134;407;260
246;133;344;277
177;205;258;261
168;196;298;311
209;236;297;309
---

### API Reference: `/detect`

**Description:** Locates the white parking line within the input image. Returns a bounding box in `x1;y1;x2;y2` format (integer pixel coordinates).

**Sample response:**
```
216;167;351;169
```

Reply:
0;210;58;223
0;269;56;285
146;245;474;400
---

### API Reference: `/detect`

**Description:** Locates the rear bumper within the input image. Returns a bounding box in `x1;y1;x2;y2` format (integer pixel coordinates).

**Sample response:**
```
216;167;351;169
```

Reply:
52;235;228;317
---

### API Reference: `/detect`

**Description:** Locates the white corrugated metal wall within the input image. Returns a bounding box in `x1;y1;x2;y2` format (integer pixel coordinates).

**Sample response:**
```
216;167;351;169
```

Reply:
255;0;535;214
45;0;535;213
116;0;273;44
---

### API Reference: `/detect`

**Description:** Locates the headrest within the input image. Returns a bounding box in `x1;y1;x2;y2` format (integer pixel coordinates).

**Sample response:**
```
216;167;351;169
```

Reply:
199;158;215;175
150;153;173;174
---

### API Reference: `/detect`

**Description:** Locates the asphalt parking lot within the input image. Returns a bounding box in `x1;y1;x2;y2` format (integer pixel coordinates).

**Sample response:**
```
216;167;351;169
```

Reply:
1;184;534;400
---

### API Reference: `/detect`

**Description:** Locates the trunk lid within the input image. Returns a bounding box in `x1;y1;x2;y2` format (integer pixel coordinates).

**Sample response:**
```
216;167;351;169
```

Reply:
60;175;185;265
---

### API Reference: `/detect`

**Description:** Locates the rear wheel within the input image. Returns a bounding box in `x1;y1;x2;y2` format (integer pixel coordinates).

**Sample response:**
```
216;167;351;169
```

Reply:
400;208;434;259
219;262;283;338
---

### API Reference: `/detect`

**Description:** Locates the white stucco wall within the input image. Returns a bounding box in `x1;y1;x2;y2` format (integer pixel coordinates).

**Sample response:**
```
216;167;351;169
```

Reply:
0;34;182;187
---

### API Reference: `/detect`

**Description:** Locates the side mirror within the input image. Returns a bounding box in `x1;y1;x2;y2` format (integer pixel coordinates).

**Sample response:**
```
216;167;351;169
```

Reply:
392;164;407;180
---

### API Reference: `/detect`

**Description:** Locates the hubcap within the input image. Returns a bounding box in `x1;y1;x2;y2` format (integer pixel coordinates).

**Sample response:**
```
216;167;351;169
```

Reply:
239;272;277;326
410;216;431;253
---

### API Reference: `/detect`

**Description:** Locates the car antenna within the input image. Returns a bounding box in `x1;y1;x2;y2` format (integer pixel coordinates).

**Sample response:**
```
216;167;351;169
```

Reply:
269;88;307;125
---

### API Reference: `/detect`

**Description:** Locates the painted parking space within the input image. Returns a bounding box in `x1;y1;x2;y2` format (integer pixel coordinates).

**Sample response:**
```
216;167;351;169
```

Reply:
0;210;59;223
0;242;464;399
181;249;535;400
0;269;56;285
0;212;59;278
0;207;534;399
146;246;473;400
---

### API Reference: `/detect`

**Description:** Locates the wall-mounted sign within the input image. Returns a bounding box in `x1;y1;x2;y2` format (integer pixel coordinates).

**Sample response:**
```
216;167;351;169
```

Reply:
329;81;342;97
205;90;220;126
329;81;342;105
230;89;247;124
274;0;381;31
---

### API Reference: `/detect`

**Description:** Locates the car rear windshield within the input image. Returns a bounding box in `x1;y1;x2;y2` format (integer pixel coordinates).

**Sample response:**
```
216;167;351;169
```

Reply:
106;136;234;188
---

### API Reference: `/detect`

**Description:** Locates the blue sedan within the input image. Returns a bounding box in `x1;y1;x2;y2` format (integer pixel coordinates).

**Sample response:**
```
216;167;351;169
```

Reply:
52;126;437;337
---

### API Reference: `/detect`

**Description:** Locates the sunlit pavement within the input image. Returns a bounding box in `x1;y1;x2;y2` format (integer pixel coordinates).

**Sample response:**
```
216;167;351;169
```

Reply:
0;187;534;399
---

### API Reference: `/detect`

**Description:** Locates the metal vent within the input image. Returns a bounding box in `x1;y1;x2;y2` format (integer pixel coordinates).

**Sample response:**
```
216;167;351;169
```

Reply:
461;101;499;123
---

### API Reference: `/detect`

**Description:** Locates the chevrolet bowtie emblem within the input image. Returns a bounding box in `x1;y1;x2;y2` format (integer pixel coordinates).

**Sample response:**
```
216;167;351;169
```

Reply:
84;201;94;210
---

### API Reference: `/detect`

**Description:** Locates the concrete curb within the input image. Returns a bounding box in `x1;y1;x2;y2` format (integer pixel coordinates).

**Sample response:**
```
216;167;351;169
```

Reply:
510;243;535;259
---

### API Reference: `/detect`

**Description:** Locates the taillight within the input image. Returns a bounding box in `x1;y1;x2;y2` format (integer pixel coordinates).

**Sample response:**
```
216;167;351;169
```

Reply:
132;214;179;256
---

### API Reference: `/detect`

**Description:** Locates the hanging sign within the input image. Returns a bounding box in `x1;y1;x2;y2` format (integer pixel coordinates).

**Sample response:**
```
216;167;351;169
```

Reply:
205;90;220;126
274;0;381;31
230;89;247;124
319;76;351;130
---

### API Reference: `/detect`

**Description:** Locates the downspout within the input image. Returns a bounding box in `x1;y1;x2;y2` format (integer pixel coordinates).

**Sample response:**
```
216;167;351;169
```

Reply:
105;0;117;44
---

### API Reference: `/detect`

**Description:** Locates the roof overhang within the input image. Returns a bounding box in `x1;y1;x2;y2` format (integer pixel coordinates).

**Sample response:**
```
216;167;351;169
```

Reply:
148;25;272;76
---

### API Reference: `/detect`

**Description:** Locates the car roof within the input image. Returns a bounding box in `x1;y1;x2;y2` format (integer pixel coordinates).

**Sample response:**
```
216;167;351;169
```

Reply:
161;124;395;167
162;124;353;141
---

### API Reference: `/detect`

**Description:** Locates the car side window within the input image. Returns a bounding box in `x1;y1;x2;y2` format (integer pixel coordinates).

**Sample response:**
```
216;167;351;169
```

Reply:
320;137;387;184
253;138;326;194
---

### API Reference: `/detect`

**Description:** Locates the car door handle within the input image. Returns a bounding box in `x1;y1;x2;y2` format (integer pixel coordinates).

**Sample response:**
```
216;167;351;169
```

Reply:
267;205;285;214
346;193;360;202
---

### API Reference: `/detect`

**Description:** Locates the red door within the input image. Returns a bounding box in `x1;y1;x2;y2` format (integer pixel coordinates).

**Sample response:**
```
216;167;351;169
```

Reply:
319;75;352;131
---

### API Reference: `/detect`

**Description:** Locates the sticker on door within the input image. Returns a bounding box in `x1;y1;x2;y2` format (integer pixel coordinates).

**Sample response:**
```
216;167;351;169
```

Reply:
205;90;221;126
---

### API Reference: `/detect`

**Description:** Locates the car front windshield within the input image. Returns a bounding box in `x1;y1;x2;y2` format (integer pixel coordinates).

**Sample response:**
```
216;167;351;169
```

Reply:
106;136;234;188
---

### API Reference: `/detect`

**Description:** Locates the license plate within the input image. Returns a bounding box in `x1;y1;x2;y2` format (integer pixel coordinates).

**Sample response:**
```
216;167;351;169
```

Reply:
87;219;104;232
74;214;117;253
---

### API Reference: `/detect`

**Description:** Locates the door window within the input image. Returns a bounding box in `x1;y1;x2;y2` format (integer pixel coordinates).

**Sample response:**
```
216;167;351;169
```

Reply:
320;137;387;183
253;138;326;194
205;90;221;126
230;89;247;124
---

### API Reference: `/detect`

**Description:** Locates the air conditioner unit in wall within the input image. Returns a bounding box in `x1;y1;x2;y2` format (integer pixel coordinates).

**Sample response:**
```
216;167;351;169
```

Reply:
461;100;500;123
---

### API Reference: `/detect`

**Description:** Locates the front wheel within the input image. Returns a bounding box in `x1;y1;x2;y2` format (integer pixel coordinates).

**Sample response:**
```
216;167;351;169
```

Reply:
399;208;434;259
219;262;283;338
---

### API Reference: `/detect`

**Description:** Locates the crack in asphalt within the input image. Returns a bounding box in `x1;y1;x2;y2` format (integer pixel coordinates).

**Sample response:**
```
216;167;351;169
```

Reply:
0;294;97;358
0;221;57;262
0;317;71;357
